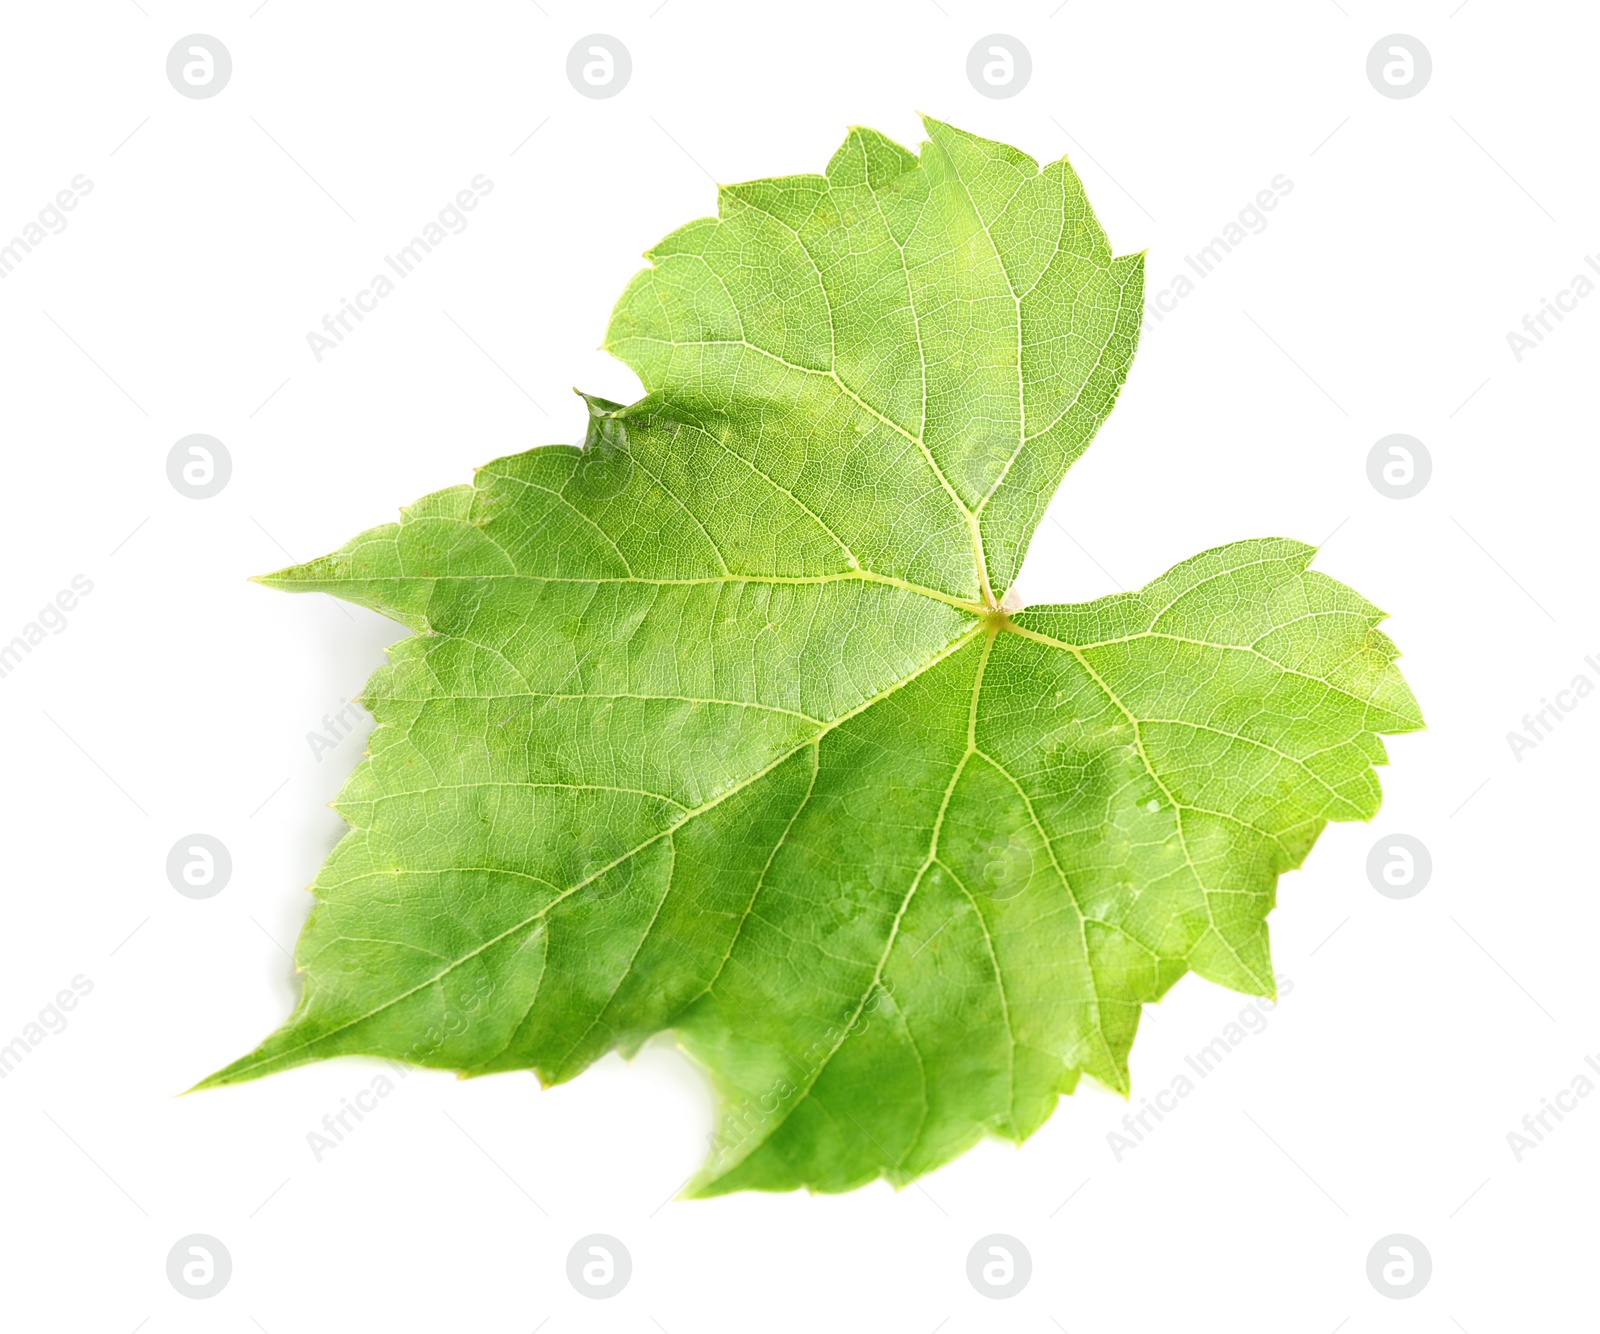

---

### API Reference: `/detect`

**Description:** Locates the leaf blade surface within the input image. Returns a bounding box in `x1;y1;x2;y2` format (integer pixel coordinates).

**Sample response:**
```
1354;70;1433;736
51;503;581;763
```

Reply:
201;119;1422;1197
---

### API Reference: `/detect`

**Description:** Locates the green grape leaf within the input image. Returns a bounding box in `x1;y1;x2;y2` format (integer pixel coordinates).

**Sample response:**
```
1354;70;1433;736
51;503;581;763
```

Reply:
200;118;1422;1195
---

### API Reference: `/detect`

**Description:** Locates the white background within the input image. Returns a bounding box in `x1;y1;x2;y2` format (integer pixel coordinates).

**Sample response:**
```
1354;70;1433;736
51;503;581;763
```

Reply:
0;2;1593;1329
